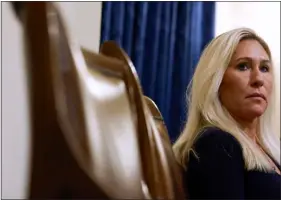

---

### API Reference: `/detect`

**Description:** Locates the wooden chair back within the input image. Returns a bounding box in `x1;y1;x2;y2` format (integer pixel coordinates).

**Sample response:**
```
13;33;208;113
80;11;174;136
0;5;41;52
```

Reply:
100;41;185;199
144;98;185;199
21;2;145;199
144;96;170;143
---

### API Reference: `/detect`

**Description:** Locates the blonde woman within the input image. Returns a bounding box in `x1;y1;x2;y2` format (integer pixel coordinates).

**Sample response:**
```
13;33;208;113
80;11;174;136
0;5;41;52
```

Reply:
173;28;280;199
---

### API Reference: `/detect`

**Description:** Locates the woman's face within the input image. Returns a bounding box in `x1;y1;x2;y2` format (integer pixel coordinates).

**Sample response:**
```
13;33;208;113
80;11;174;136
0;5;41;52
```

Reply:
219;39;273;122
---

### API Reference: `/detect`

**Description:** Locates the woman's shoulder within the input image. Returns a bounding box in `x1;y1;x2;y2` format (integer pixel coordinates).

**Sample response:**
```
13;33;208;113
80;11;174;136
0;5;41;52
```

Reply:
192;127;244;159
185;127;246;199
195;127;241;146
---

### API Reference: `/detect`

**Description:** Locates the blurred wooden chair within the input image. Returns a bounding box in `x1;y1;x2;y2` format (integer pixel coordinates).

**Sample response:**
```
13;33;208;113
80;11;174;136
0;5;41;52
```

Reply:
144;96;170;143
144;96;185;199
83;47;170;199
100;41;185;200
21;2;145;199
144;97;186;198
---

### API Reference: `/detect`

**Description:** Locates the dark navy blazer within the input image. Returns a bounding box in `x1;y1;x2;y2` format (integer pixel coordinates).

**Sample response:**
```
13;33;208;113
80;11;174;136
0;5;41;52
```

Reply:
184;127;281;199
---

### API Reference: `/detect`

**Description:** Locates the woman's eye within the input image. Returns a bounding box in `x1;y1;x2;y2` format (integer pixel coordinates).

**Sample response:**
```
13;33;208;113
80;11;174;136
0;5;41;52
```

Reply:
260;65;270;72
237;63;249;71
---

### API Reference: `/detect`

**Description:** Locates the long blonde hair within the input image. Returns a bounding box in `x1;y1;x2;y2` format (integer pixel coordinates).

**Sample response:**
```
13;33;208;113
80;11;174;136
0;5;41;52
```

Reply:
173;28;280;172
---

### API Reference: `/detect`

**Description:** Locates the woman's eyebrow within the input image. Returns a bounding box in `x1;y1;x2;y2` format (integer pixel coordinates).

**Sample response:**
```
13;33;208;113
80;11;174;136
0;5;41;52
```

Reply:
235;57;270;63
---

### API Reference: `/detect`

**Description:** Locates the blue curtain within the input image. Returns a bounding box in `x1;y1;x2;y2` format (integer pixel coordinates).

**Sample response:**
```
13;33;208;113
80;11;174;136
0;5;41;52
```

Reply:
100;2;215;142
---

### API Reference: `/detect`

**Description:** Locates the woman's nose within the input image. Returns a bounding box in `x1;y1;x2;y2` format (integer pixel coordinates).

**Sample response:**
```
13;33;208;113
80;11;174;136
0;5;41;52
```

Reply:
250;67;264;88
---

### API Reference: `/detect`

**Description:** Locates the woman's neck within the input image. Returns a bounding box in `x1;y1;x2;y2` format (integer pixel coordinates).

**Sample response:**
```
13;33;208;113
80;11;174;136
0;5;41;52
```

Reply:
235;117;259;143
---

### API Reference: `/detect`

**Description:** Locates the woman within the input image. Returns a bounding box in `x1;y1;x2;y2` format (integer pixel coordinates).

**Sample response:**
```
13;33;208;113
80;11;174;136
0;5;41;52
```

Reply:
173;28;280;199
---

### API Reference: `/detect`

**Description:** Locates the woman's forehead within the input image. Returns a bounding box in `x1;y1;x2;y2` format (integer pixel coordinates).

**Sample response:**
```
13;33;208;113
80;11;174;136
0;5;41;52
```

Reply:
231;39;270;61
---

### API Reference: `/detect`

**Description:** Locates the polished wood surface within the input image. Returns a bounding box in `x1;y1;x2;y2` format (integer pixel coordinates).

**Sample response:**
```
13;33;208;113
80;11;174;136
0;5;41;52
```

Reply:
144;96;185;199
22;2;145;199
100;41;185;200
18;2;185;199
22;2;110;198
144;96;170;143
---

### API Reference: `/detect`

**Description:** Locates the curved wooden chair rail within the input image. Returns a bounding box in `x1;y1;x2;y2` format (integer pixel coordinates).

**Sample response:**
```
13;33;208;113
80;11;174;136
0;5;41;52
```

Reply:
82;48;170;143
21;2;143;199
22;2;112;199
143;96;170;143
143;97;185;199
99;41;185;200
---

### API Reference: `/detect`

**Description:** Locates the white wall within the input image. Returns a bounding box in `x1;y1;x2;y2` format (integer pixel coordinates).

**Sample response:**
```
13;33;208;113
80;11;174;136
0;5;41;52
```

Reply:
2;3;31;198
215;2;280;82
56;2;102;52
1;2;102;198
215;2;280;64
215;2;280;136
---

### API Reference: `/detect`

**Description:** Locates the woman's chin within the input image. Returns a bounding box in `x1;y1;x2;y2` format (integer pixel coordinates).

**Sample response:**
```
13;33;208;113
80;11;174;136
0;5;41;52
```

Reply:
246;106;267;118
